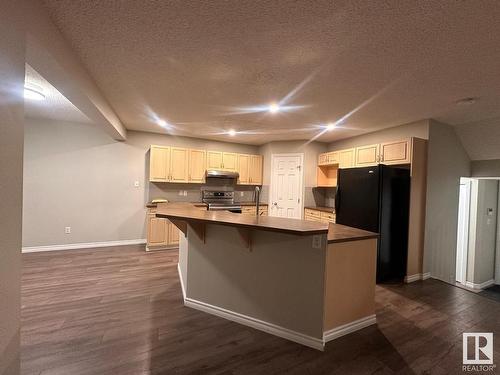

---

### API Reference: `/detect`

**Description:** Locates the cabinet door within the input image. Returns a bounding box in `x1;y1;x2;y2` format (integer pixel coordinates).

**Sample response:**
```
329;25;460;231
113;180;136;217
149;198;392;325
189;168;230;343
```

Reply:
318;153;329;166
149;146;170;182
380;139;411;165
338;148;355;168
327;152;339;165
168;222;180;246
170;147;189;183
189;149;206;183
207;151;223;169
355;144;380;167
237;154;250;184
147;215;168;246
249;155;263;185
222;152;238;171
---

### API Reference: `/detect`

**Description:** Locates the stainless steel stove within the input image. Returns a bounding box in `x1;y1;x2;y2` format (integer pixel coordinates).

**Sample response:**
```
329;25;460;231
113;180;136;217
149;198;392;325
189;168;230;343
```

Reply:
202;190;242;213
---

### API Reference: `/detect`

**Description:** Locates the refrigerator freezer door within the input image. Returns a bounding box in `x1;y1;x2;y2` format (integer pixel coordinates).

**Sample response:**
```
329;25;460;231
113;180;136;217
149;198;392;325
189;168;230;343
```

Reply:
335;166;380;233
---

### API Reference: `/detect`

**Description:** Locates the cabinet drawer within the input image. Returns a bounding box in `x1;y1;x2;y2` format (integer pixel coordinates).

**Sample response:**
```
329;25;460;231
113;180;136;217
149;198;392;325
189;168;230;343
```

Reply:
321;212;334;221
304;208;321;218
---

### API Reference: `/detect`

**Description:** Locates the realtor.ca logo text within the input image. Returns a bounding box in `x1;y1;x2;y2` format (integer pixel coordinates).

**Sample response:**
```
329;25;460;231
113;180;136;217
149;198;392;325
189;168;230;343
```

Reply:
463;333;496;372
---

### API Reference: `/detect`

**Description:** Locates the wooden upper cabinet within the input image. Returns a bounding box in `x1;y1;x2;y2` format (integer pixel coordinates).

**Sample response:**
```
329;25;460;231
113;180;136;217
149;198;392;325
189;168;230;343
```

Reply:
318;153;329;166
188;149;206;183
355;144;380;167
380;139;411;165
327;152;339;165
338;148;355;168
207;151;223;170
222;152;237;171
170;147;189;183
150;146;170;182
237;154;250;184
318;151;339;166
249;154;263;185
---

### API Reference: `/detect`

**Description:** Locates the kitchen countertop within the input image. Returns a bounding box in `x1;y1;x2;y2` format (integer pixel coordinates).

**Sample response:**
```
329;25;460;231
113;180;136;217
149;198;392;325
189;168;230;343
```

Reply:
304;206;335;213
147;201;268;208
156;203;377;243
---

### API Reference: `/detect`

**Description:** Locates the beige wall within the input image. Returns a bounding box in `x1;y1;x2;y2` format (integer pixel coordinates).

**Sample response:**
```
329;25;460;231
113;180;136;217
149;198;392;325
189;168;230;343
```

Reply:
471;159;500;177
423;120;471;283
0;2;25;374
185;224;327;338
23;118;258;248
467;179;498;284
328;120;429;151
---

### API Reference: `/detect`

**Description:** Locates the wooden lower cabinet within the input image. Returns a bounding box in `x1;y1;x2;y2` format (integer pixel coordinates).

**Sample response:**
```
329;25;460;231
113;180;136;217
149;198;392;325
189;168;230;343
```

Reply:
146;208;180;251
304;208;335;223
241;205;268;216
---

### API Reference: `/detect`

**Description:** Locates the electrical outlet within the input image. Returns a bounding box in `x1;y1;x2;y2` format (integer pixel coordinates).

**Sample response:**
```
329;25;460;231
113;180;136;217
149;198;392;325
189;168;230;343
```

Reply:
134;181;140;188
240;192;244;197
183;190;188;196
312;235;322;249
178;190;183;196
65;226;71;234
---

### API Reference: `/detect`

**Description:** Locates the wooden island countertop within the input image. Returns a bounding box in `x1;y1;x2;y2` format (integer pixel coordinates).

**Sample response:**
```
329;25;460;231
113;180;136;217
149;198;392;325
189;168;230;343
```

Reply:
156;203;378;243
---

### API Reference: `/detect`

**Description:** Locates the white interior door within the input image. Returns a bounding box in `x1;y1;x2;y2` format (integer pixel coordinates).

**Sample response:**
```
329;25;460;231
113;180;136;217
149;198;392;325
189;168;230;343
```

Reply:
269;154;304;219
456;180;471;284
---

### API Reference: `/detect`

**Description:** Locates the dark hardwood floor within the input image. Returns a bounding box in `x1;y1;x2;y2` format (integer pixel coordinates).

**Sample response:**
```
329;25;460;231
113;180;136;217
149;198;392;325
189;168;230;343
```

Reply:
22;246;500;375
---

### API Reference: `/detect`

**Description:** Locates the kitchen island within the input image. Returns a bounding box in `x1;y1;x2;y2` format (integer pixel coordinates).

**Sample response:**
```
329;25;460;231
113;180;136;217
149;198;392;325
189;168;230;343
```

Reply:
156;203;378;350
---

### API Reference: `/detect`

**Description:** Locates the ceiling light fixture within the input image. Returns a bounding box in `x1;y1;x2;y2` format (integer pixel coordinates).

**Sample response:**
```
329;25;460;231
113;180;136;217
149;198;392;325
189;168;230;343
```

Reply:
157;119;168;127
228;129;236;136
456;97;478;106
326;122;336;131
268;103;280;113
23;85;45;101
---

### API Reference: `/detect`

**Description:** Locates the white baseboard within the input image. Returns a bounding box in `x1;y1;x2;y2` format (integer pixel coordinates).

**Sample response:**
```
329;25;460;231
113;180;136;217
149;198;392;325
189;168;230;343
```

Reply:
184;297;325;350
177;263;186;300
465;279;495;290
323;314;377;343
22;239;146;253
404;272;431;283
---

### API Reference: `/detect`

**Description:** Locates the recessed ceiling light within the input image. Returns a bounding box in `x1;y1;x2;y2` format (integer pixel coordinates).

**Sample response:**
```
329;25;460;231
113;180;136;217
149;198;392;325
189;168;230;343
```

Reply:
326;123;336;131
24;86;45;101
268;103;280;113
228;129;236;136
158;119;168;127
456;97;478;106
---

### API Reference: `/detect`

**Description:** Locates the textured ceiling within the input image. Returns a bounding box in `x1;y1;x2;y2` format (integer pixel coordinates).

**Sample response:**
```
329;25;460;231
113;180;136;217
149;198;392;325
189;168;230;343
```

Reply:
41;0;500;145
25;64;92;124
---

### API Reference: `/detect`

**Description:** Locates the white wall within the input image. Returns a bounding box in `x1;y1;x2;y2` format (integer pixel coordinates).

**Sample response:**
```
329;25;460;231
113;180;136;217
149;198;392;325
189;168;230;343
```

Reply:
22;118;259;248
467;180;498;285
423;120;471;283
0;2;25;374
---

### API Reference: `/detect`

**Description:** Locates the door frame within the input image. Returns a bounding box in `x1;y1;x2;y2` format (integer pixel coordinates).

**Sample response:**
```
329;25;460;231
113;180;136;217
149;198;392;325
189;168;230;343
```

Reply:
455;178;471;285
268;153;305;219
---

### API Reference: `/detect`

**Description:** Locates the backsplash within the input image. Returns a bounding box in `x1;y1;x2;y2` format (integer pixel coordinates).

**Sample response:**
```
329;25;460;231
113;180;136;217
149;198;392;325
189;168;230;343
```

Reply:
148;183;335;208
149;183;257;204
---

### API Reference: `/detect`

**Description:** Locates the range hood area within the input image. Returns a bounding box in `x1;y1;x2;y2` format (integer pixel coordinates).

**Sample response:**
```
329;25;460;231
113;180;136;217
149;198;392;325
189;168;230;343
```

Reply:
205;170;239;179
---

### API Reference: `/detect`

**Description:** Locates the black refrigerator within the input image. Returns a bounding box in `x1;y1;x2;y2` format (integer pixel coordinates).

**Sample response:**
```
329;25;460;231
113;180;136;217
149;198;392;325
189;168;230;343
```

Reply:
335;165;410;282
